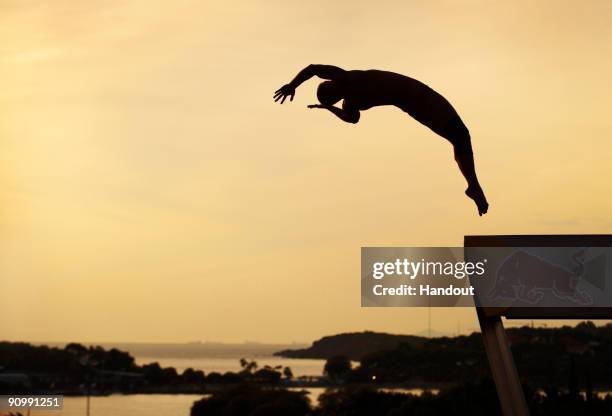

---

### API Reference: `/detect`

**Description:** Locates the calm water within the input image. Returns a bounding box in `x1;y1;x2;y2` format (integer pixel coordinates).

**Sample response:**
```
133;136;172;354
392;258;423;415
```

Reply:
21;389;432;416
135;355;326;378
25;395;198;416
9;389;612;416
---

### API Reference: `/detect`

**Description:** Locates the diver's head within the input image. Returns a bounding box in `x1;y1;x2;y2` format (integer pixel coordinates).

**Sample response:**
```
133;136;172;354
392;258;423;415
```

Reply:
317;81;343;106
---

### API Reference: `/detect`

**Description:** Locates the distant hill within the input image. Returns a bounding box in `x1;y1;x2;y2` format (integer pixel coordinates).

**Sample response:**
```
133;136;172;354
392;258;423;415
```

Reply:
274;331;423;360
414;329;449;338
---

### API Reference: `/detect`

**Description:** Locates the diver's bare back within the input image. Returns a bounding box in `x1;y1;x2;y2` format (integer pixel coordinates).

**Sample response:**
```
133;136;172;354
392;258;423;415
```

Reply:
333;69;460;129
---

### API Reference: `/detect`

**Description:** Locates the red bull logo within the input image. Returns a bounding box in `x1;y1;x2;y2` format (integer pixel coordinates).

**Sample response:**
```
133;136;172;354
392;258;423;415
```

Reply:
489;250;593;305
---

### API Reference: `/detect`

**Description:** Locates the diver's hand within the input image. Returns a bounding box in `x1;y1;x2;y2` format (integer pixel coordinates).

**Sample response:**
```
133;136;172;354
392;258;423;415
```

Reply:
273;84;295;104
307;104;325;109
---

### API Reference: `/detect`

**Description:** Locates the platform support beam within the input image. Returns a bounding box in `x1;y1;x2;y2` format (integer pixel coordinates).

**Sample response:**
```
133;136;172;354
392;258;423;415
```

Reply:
477;309;530;416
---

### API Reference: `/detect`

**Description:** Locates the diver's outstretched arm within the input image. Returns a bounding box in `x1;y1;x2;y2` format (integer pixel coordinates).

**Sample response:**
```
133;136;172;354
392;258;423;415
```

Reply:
274;64;345;104
289;64;345;86
307;104;360;124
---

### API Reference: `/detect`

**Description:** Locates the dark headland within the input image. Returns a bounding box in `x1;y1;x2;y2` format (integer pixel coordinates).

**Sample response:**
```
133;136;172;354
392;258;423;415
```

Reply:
274;331;423;361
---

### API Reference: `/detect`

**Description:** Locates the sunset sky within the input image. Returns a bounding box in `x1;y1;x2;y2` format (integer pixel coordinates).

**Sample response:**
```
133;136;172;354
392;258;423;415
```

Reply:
1;0;612;343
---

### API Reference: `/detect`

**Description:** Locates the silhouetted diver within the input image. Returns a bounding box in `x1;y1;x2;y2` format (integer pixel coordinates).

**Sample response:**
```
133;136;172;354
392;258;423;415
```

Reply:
274;64;489;216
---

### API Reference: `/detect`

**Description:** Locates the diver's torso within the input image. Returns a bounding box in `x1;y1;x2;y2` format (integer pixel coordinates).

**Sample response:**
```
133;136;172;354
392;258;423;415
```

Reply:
342;70;460;127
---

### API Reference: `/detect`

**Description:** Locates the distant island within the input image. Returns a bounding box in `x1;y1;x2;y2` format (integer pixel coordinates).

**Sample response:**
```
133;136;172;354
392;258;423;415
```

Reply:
274;331;423;360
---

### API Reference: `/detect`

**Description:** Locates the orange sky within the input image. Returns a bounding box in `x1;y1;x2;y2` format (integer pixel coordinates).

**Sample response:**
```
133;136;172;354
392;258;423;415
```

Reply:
1;0;612;342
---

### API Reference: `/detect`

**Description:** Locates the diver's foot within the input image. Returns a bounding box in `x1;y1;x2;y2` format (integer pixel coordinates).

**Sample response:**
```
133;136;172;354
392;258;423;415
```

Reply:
465;186;489;216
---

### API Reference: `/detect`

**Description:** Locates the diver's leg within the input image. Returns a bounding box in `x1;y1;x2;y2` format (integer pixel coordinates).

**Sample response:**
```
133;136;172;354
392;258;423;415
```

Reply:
454;146;488;215
405;102;489;215
443;121;489;215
